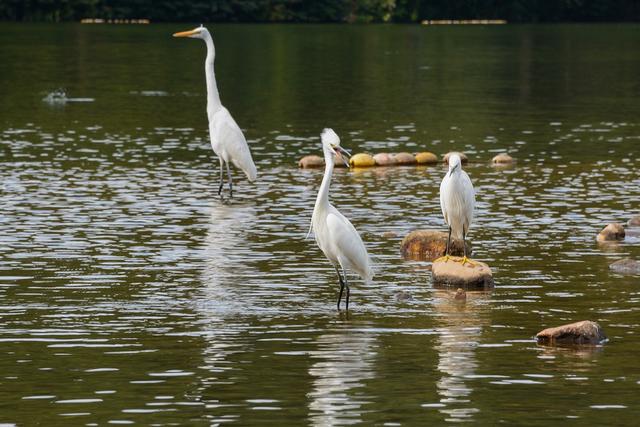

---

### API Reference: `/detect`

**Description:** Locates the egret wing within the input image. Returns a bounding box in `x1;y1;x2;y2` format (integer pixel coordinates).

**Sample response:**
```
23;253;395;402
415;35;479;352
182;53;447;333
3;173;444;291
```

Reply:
460;170;475;228
212;108;257;181
439;174;449;224
326;210;373;281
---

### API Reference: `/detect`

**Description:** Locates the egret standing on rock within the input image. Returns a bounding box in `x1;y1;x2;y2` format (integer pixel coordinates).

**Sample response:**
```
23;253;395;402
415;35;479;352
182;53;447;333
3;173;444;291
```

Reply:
173;25;257;198
438;154;476;265
310;129;374;311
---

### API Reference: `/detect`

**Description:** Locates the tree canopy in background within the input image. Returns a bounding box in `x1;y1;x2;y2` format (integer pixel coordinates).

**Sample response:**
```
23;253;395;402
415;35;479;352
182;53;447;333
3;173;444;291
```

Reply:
0;0;638;23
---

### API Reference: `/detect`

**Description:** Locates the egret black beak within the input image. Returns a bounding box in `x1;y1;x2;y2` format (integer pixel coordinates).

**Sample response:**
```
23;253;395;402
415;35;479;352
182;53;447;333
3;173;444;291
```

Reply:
334;146;351;167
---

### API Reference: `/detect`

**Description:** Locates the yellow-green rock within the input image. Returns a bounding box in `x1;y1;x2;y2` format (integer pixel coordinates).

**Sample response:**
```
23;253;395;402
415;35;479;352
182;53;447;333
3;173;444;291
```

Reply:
349;153;376;168
415;151;438;164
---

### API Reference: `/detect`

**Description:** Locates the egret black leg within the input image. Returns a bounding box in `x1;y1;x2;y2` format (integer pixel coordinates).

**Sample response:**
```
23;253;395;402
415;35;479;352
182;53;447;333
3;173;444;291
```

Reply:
462;226;467;258
218;159;225;196
445;226;452;256
343;267;350;311
335;266;345;310
226;162;233;198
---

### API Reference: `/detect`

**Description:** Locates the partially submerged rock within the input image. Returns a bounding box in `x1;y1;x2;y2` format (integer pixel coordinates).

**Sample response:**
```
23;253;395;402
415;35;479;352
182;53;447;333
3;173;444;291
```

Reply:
400;230;470;261
536;321;606;345
454;288;467;301
373;152;397;166
349;153;375;168
431;257;494;289
298;155;324;168
393;152;417;165
628;215;640;227
415;152;438;164
609;258;640;275
395;290;413;302
597;223;625;242
443;151;468;165
491;153;515;164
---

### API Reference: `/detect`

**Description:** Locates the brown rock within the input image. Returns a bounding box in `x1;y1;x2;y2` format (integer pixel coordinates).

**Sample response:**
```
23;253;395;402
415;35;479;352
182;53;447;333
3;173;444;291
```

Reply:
609;258;640;275
443;151;468;165
432;257;494;289
298;155;324;168
597;223;625;242
373;152;397;166
454;288;467;301
415;152;438;164
628;215;640;227
536;321;607;345
400;230;470;261
393;152;417;165
491;153;515;164
333;154;349;168
382;231;398;238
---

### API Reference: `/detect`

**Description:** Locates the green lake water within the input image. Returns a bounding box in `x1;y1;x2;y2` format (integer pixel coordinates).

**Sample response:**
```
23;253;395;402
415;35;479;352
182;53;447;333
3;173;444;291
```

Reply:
0;22;639;425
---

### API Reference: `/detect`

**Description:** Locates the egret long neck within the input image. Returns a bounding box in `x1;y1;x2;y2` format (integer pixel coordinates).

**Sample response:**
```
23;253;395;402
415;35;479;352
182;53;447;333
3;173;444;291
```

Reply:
314;157;334;214
204;36;222;114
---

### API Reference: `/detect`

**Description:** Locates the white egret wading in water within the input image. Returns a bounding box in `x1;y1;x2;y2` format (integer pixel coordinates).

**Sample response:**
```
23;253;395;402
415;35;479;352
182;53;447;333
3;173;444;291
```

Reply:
438;154;477;266
173;26;257;197
311;129;374;311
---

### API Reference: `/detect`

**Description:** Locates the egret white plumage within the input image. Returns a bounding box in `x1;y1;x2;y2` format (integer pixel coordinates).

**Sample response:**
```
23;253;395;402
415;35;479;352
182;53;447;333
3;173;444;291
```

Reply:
173;25;257;197
438;154;477;265
310;129;374;310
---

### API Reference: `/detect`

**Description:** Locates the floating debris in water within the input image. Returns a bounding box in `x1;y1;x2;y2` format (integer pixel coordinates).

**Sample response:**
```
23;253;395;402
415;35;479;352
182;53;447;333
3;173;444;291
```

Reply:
81;18;150;24
129;90;169;97
42;89;94;105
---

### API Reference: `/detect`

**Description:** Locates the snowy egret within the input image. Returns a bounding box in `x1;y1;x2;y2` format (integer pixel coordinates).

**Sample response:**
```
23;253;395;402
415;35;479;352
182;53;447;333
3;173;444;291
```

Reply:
310;129;374;310
173;25;257;197
438;154;476;265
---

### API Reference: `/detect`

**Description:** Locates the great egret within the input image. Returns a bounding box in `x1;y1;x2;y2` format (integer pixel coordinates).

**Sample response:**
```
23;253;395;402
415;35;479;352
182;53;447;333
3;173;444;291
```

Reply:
438;154;476;265
173;25;257;197
310;128;374;310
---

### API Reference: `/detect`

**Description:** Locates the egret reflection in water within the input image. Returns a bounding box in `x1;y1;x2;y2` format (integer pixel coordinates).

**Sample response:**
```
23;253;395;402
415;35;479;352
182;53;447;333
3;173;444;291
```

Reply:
433;290;492;423
308;326;377;426
201;202;262;314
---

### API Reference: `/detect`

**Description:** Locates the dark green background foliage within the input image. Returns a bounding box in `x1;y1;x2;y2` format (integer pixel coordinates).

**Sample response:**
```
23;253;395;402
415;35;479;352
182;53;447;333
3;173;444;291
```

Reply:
0;0;638;22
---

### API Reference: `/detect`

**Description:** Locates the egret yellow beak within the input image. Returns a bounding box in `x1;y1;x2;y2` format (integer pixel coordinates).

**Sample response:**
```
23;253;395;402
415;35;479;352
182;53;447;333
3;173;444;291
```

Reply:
173;29;197;38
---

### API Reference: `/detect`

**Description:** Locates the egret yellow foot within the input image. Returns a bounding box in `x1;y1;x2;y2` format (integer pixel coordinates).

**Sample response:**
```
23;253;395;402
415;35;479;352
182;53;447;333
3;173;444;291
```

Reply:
434;255;452;263
459;256;480;267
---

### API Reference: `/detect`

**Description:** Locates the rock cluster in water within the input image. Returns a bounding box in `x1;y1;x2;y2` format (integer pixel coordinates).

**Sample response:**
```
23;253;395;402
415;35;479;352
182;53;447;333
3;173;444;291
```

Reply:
431;256;494;289
299;150;518;169
400;230;470;261
536;320;607;345
299;151;442;168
